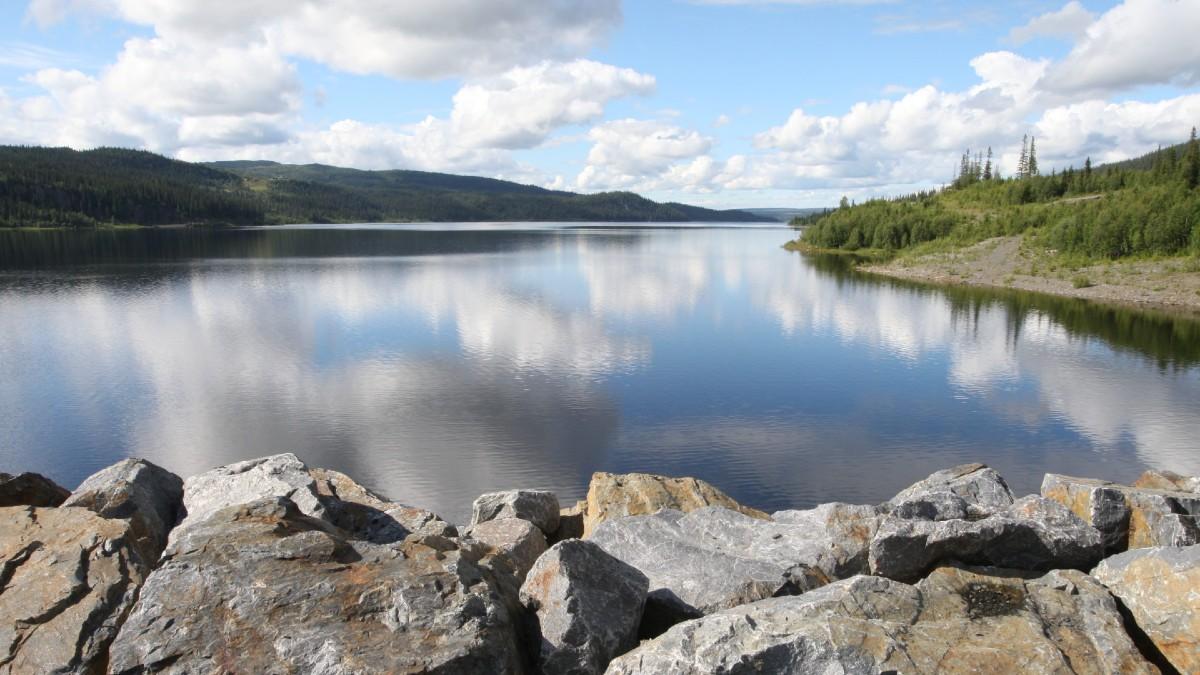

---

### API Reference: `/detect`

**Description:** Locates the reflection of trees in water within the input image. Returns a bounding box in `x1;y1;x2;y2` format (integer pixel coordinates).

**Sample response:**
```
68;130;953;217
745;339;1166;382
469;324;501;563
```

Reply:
801;252;1200;369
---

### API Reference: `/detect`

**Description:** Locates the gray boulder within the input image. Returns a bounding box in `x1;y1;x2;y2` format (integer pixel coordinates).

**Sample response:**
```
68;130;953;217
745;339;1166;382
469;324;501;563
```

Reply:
0;471;69;507
1;506;148;674
590;506;867;634
471;489;560;535
1093;544;1200;674
310;466;456;544
174;453;327;537
62;458;184;564
1042;473;1200;551
886;463;1014;520
108;497;524;674
520;540;647;675
606;566;1155;674
870;495;1103;581
464;517;548;584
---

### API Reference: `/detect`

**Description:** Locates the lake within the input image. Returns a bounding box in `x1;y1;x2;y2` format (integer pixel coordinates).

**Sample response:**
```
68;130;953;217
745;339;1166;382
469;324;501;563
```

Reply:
2;224;1198;524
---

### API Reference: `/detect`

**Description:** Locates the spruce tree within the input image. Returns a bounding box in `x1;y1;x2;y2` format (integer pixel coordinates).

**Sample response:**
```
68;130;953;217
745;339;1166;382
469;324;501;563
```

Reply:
1186;126;1199;190
983;147;993;180
1018;135;1029;179
1028;137;1039;177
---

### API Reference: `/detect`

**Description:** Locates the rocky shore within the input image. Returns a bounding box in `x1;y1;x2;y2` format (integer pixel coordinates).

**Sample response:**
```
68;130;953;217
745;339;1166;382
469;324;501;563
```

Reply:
2;457;1198;674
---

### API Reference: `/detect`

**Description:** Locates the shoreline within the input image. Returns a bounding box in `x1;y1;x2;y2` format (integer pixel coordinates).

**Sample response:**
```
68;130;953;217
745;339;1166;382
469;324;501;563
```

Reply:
798;235;1200;315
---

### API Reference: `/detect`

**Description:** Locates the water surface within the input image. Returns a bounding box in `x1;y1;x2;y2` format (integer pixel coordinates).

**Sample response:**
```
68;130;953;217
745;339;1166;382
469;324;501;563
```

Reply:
2;224;1198;523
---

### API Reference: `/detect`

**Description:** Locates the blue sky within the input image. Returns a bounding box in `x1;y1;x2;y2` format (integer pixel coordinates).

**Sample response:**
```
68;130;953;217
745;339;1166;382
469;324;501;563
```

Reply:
1;0;1198;207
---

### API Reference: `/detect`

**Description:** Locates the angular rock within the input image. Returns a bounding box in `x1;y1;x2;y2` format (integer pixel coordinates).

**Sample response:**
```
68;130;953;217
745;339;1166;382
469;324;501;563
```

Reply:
1042;473;1200;551
62;458;184;564
887;463;1014;520
464;517;548;584
548;500;586;544
174;453;327;536
590;506;865;634
520;540;647;675
580;472;767;537
870;495;1103;582
108;497;524;674
310;467;456;544
607;566;1155;674
1;506;148;674
1093;545;1200;674
0;471;69;507
471;489;560;535
1134;469;1200;494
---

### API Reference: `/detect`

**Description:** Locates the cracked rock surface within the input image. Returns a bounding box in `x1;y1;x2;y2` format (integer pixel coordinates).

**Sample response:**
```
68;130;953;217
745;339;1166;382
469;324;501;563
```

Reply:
62;459;183;566
606;566;1155;675
107;497;524;674
0;505;148;675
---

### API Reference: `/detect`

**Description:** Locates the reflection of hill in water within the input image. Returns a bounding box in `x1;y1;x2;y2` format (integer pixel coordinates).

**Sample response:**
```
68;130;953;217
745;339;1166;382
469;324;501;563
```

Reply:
803;252;1200;370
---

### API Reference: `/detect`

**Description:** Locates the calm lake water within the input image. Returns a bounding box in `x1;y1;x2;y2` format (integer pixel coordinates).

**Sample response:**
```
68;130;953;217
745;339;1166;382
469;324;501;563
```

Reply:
2;224;1199;523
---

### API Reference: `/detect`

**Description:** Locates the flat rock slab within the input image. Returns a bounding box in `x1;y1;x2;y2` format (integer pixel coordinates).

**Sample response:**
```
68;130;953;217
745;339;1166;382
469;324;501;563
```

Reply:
520;540;647;675
607;566;1155;674
0;506;148;674
108;497;523;674
870;495;1103;582
580;472;767;537
1093;544;1200;674
63;458;184;564
471;490;560;535
174;453;327;537
590;505;876;633
886;462;1015;520
0;472;69;507
1134;469;1200;494
1042;473;1200;551
310;467;455;544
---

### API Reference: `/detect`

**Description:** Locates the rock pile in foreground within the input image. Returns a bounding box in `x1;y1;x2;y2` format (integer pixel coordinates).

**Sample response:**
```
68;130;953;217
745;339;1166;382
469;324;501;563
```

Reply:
1;458;1196;674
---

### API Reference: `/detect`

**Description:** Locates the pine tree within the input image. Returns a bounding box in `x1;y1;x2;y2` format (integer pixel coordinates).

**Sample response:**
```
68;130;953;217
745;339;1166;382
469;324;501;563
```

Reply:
1028;137;1039;177
983;147;993;180
1018;135;1029;179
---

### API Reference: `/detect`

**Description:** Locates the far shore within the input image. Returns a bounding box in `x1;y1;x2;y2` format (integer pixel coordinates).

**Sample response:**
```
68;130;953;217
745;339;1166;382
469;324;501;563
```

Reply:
794;235;1200;315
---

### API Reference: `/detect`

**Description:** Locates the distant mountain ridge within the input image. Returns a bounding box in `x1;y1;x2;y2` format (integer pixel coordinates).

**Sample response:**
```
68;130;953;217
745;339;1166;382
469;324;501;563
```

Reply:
0;146;772;227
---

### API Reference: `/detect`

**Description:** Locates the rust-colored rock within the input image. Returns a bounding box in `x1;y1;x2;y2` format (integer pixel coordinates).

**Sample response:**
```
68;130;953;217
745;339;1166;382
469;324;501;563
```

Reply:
1042;473;1200;551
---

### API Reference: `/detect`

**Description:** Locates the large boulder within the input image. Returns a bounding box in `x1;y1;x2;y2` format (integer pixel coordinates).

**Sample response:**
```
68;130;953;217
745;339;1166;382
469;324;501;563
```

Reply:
870;495;1103;582
886;463;1014;520
174;453;327;536
519;540;647;674
590;506;869;634
310;466;456;543
0;471;69;507
62;458;184;564
580;472;767;538
107;497;524;674
1042;473;1200;551
606;566;1155;674
471;490;560;535
0;506;149;674
1134;469;1200;493
464;517;548;584
1093;545;1200;674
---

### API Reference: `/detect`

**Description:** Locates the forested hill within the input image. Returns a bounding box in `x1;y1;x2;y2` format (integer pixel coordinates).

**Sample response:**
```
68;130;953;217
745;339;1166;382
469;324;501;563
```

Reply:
0;147;772;227
795;132;1200;260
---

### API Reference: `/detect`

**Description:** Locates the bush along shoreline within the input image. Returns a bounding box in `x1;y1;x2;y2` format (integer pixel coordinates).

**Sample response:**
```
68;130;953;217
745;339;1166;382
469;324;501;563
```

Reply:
2;456;1198;673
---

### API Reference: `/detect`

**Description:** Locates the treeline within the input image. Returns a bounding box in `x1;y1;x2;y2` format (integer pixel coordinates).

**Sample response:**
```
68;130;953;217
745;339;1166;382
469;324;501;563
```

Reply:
798;129;1200;259
0;147;769;227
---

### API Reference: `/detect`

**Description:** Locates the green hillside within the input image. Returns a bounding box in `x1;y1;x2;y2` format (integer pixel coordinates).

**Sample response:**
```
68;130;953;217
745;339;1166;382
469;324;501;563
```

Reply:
794;132;1200;260
0;146;770;227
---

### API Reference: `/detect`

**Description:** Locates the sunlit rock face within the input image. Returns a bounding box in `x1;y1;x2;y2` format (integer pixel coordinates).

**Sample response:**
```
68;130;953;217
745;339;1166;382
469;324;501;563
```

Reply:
606;567;1156;675
1042;473;1200;551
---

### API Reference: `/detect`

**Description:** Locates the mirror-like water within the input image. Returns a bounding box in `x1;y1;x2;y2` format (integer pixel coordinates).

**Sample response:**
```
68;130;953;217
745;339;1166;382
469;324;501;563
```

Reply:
2;224;1198;523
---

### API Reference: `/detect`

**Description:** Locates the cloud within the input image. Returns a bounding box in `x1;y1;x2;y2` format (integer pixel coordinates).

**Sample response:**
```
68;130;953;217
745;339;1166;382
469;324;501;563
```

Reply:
1007;1;1095;45
576;119;714;191
1040;0;1200;94
0;42;82;70
27;0;623;80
